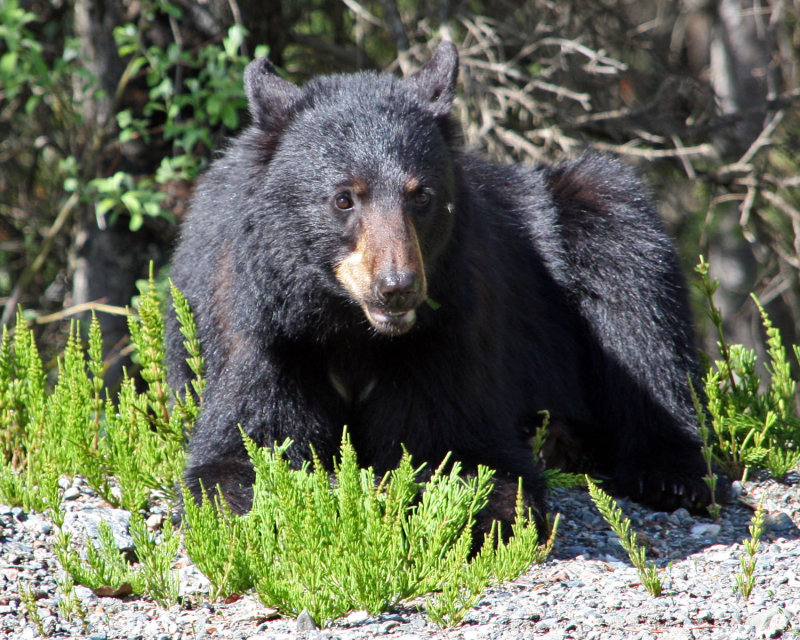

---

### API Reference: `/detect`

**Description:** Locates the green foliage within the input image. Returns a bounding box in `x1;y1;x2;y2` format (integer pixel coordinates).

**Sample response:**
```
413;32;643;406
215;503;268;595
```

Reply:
54;511;180;607
1;0;256;258
696;257;800;481
0;0;93;304
19;579;46;637
114;15;251;154
129;512;181;606
55;572;89;630
170;282;205;426
0;275;198;512
0;313;46;469
88;6;260;231
183;433;555;627
531;411;588;490
0;275;193;605
87;171;172;233
55;523;135;596
1;279;552;625
587;477;662;597
0;314;59;513
688;375;723;520
735;498;765;599
425;503;559;627
0;0;83;111
544;468;589;489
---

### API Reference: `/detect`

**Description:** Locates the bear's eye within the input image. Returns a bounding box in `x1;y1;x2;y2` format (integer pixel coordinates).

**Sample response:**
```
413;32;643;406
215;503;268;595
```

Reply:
334;192;354;211
412;188;432;209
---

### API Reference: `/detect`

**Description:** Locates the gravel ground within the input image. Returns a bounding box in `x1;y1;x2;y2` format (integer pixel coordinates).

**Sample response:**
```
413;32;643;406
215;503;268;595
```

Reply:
1;468;798;640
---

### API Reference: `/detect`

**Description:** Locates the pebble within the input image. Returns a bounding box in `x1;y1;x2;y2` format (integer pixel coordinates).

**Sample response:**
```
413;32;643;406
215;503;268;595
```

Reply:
62;487;81;501
1;468;799;640
296;609;319;631
763;511;795;533
62;507;134;552
690;522;721;538
750;609;790;638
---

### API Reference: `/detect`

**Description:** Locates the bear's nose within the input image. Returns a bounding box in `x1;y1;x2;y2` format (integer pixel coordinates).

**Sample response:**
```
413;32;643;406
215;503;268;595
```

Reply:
376;271;419;309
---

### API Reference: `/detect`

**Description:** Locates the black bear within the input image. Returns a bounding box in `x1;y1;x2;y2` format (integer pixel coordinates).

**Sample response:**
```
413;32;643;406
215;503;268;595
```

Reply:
167;41;721;534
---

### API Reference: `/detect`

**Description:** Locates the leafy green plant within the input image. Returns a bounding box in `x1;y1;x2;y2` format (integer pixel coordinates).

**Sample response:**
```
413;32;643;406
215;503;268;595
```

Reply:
688;375;722;520
55;572;88;630
425;499;559;627
0;275;195;512
19;579;46;637
87;8;262;231
1;278;555;624
55;523;135;597
129;512;181;607
587;477;662;597
54;511;180;606
0;0;258;315
696;257;800;481
735;498;766;599
87;171;172;233
530;412;589;490
0;312;46;469
183;432;556;627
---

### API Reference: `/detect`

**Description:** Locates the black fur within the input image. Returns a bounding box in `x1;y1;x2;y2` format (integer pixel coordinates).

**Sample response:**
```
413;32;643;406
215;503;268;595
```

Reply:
167;42;724;534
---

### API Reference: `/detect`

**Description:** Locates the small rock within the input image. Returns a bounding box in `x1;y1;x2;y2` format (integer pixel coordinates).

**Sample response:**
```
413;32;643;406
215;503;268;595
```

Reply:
73;585;98;603
644;511;670;525
669;508;692;525
342;610;370;625
20;627;36;640
22;516;52;537
296;609;318;632
62;487;81;501
381;620;401;633
783;471;799;485
764;511;795;533
40;615;57;636
750;609;789;638
62;507;134;552
146;512;165;531
695;609;714;623
690;523;721;538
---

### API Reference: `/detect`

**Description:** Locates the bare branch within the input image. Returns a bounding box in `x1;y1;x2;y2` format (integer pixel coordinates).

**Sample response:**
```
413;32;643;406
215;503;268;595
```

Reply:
589;141;715;160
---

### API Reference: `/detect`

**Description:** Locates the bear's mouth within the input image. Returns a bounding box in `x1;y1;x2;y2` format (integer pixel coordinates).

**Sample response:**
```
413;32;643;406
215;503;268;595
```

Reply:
364;305;417;336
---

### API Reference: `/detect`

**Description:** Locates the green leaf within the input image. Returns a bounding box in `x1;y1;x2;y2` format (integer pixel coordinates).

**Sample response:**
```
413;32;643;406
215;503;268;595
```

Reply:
128;212;144;231
120;191;142;217
223;24;247;58
0;51;18;75
222;103;239;130
95;198;117;217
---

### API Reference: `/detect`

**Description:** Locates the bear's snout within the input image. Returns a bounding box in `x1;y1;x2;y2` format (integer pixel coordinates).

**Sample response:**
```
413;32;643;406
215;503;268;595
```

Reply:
375;270;422;311
334;206;428;335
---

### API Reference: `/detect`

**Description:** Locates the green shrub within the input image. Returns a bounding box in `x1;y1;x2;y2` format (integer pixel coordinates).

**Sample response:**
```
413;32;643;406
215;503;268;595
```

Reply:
0;275;554;627
182;433;556;627
587;477;662;597
696;257;800;481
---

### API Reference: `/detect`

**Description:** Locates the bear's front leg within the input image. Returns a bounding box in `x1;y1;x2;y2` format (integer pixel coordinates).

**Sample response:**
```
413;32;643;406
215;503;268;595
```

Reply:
183;352;342;513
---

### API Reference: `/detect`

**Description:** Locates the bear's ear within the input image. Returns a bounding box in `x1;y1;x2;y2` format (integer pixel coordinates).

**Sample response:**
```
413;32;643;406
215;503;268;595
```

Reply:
405;40;459;119
243;57;302;132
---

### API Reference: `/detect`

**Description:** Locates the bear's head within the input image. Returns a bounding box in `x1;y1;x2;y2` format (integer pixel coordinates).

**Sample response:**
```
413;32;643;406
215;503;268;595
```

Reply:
242;42;460;336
